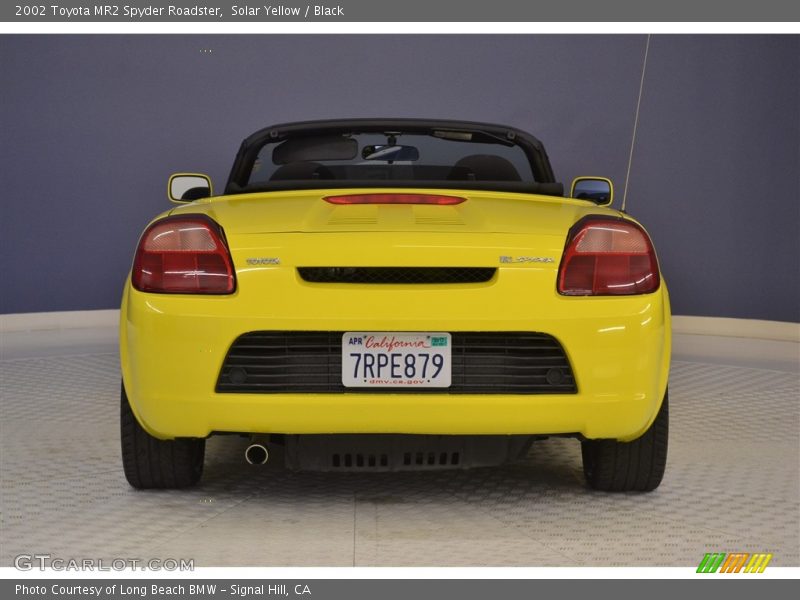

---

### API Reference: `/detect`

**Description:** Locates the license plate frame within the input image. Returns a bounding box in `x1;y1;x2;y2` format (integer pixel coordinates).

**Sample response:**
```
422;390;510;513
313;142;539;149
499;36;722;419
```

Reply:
341;332;452;388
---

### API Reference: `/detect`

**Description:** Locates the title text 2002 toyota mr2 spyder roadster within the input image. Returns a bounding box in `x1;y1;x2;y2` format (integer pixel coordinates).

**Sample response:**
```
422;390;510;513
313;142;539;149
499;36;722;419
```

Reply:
120;119;670;491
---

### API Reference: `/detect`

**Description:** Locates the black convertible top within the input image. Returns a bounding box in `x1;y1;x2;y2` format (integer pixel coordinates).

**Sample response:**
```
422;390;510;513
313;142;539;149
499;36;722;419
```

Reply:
224;119;563;197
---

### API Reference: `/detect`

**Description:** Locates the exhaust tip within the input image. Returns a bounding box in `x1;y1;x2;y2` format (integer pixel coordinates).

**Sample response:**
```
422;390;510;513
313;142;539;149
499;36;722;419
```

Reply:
245;443;269;465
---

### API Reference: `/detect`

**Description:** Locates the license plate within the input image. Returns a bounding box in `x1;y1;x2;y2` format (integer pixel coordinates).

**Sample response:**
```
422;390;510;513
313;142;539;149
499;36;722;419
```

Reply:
342;332;452;388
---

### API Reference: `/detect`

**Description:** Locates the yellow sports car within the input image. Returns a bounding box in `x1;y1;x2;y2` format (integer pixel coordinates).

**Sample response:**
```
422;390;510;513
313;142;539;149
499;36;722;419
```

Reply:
120;119;670;491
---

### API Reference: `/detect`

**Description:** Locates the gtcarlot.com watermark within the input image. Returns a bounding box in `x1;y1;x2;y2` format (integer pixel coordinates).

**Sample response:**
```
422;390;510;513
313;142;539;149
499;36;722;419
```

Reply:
14;554;194;571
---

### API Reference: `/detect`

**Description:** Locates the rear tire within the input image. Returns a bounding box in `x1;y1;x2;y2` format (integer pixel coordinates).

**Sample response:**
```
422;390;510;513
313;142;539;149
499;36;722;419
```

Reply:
581;390;668;492
120;382;205;489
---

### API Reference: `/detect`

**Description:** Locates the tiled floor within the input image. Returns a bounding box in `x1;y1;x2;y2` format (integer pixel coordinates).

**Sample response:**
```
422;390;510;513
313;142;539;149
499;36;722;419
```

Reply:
1;329;797;567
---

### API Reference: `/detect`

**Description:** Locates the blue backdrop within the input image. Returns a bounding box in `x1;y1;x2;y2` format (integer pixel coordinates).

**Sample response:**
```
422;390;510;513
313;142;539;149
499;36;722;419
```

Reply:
1;35;798;321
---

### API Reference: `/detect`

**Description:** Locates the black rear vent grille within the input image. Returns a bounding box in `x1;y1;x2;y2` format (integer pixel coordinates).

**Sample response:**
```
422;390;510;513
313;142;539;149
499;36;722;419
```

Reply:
297;267;496;284
328;451;459;469
216;331;576;395
283;434;534;472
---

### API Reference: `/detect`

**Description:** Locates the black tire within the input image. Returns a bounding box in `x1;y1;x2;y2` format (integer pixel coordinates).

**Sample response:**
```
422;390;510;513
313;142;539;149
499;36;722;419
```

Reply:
581;390;668;492
120;382;205;489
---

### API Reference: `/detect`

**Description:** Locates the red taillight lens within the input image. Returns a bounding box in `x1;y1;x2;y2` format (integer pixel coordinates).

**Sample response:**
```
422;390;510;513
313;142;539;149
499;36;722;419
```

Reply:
324;194;466;205
132;215;235;294
558;217;660;296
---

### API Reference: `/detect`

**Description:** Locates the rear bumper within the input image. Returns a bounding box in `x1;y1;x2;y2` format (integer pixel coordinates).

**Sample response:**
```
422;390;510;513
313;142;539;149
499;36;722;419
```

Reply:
120;270;671;442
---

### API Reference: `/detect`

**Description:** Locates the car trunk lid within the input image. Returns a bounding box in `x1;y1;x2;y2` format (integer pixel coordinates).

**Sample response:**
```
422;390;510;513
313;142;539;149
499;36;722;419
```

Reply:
175;188;610;237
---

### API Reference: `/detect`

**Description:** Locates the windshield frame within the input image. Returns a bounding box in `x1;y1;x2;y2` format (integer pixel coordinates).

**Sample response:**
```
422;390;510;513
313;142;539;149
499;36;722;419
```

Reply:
224;119;562;197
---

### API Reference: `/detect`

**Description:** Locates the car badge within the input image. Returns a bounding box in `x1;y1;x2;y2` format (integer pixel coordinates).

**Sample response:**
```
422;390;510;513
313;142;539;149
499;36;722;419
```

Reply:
246;257;281;265
499;256;554;264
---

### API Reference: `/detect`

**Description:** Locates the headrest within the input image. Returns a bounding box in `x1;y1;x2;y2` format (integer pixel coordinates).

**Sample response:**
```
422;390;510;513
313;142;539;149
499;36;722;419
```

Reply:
447;154;521;181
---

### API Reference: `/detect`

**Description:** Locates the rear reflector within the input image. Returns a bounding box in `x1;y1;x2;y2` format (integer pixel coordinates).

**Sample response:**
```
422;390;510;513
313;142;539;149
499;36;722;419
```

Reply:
558;217;660;296
324;194;466;205
132;215;235;294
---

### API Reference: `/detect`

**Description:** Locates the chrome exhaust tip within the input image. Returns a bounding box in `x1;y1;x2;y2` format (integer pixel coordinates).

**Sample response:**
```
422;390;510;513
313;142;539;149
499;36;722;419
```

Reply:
245;443;269;465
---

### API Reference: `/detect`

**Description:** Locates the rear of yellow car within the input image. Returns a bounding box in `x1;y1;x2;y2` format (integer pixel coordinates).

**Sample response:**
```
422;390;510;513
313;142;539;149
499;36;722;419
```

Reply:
120;188;670;492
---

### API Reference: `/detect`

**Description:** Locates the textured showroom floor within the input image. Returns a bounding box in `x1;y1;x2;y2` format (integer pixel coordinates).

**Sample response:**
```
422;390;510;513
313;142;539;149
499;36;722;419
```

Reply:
1;328;798;567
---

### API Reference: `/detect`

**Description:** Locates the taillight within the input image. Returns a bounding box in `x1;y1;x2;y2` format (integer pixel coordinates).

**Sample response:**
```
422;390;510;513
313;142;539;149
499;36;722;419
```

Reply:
558;217;660;296
324;194;465;205
132;215;235;294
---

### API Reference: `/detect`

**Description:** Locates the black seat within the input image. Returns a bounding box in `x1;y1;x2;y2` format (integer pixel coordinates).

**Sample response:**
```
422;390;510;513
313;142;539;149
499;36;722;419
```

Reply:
447;154;521;182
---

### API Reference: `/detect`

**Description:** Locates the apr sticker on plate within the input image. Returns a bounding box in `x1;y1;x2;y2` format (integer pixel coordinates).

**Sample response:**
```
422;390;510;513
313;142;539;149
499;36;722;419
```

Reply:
342;332;452;388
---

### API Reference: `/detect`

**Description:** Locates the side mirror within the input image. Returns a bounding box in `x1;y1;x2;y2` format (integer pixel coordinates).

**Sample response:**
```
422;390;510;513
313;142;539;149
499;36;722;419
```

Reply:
168;173;212;203
571;177;613;206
